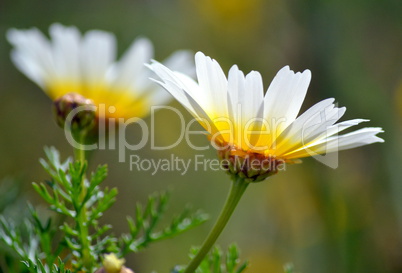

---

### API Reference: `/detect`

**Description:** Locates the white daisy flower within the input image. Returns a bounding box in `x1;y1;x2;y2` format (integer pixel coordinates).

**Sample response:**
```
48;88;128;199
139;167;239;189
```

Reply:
149;51;384;181
7;23;194;120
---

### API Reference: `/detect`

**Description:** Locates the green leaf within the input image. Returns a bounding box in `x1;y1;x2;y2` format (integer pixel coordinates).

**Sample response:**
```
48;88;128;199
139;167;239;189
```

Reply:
32;183;54;204
172;244;248;273
119;192;208;256
22;257;72;273
86;165;108;198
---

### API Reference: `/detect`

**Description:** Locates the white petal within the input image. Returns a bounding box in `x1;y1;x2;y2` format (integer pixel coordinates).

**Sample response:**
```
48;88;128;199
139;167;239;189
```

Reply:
195;52;228;117
284;127;384;158
146;50;195;105
305;127;384;155
282;118;369;156
149;61;219;134
312;118;369;143
243;71;265;144
9;50;46;89
148;71;198;106
7;27;54;88
329;127;384;151
171;71;204;101
301;106;346;142
151;77;196;115
264;66;311;133
167;72;216;130
162;50;195;77
244;70;264;121
111;37;153;91
148;61;198;113
81;30;116;88
49;23;81;84
227;65;246;125
273;98;335;153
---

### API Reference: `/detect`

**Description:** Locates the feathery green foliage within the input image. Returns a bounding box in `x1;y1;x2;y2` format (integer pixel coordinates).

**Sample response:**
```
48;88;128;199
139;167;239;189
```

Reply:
172;244;249;273
0;147;208;273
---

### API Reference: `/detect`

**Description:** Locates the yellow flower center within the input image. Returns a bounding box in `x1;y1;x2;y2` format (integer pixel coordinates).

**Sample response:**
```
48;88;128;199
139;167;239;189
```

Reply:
47;80;150;120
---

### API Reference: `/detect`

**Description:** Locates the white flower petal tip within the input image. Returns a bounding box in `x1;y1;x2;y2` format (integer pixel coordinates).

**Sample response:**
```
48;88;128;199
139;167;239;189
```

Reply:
150;51;384;175
7;23;195;120
195;51;207;59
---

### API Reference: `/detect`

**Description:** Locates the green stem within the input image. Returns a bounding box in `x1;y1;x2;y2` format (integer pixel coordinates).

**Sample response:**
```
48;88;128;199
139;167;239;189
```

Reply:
74;134;86;163
183;176;249;273
74;132;93;271
39;232;52;263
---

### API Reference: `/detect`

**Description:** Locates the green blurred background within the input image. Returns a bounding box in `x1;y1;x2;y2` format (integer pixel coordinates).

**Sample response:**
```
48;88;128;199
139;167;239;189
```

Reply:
0;0;401;272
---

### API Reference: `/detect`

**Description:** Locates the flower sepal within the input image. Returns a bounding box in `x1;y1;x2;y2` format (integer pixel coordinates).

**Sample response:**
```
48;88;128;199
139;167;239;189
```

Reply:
217;144;285;183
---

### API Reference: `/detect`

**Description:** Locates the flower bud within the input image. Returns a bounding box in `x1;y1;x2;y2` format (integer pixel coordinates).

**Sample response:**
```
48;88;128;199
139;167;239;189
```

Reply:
52;93;96;133
94;253;134;273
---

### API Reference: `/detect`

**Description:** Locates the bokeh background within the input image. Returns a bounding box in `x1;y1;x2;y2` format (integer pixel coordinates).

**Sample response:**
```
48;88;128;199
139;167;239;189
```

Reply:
0;0;401;272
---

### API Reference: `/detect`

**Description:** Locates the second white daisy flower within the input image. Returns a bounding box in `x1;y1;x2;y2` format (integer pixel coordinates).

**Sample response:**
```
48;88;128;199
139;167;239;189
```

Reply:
7;23;194;120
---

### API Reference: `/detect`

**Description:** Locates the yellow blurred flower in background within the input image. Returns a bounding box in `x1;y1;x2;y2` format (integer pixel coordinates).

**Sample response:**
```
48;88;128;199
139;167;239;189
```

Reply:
188;0;265;31
7;23;194;120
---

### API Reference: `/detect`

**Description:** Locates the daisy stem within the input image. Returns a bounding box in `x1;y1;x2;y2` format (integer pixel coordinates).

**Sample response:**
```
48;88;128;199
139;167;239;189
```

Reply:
74;133;93;271
74;139;86;163
183;176;249;273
